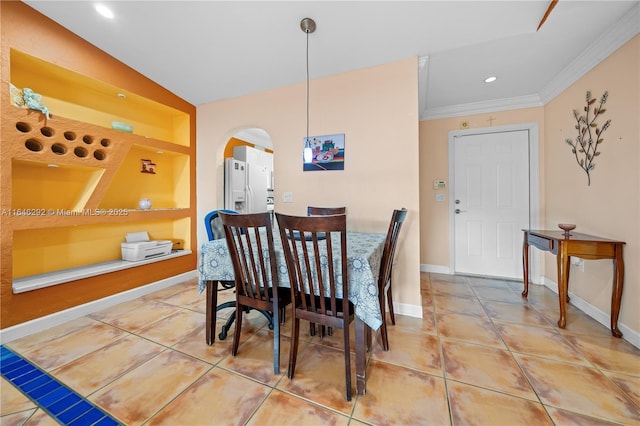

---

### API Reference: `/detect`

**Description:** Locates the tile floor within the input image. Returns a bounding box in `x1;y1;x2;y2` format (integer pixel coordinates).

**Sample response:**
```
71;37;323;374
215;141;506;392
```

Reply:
2;273;639;425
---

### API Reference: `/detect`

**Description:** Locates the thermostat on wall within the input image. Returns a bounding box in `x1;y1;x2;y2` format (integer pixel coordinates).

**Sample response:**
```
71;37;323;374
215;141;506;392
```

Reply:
433;180;447;190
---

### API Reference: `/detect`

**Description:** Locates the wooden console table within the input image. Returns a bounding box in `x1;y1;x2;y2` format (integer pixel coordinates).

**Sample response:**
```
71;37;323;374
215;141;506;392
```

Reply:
522;229;625;337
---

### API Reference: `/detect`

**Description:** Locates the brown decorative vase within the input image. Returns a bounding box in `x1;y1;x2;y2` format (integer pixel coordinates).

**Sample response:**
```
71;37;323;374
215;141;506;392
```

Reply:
558;224;576;238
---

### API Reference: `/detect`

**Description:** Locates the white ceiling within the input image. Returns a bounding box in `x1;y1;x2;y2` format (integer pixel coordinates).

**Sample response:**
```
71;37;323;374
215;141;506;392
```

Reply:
22;1;640;122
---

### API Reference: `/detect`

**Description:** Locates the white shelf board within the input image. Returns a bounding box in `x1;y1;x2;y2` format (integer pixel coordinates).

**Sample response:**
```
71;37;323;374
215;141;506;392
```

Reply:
12;250;192;294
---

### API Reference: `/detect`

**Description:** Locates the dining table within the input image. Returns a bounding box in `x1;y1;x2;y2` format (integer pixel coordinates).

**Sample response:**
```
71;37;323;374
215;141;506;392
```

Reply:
198;229;387;396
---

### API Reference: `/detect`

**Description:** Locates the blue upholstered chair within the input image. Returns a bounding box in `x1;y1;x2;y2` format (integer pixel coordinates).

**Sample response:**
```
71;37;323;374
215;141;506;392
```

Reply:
204;209;238;242
204;209;238;340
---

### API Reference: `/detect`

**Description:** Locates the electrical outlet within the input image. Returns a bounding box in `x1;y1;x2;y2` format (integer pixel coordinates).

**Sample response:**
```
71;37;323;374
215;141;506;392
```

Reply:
571;257;584;271
283;192;293;203
436;194;445;202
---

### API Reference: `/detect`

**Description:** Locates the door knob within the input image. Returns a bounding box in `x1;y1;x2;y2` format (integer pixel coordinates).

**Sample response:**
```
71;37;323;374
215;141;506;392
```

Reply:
455;209;466;214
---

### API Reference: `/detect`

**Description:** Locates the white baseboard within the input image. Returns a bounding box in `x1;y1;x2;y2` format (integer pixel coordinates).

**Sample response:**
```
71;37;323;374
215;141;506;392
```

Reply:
416;267;639;348
404;264;451;318
0;270;198;344
393;301;423;319
420;264;450;274
541;277;640;349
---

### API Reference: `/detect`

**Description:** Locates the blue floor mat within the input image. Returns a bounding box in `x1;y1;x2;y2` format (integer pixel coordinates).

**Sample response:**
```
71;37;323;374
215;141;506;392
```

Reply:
1;345;121;425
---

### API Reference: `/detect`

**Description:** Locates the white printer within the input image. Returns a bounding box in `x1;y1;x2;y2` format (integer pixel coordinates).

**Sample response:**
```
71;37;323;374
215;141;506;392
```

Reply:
121;231;172;262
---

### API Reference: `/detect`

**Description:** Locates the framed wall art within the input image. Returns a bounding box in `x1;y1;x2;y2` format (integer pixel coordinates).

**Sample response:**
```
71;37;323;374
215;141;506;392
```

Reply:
303;133;345;171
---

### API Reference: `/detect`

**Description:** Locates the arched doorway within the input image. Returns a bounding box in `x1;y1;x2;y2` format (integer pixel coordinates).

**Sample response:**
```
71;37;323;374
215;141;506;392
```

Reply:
223;128;274;216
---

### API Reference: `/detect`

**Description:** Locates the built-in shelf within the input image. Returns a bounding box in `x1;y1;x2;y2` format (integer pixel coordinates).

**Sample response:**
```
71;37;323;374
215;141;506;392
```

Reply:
10;50;190;146
1;8;197;329
12;250;192;294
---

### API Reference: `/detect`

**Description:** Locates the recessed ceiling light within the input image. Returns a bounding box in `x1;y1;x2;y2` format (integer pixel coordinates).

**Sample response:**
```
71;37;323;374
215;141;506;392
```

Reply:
95;4;114;19
484;76;497;83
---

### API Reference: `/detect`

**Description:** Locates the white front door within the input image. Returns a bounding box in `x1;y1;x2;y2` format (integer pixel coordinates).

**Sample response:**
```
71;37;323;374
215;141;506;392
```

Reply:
451;129;531;279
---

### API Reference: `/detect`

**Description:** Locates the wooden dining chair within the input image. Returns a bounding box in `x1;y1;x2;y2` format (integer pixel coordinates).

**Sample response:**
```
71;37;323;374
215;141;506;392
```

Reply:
276;212;354;401
306;206;346;337
307;206;346;216
219;211;291;374
377;208;408;351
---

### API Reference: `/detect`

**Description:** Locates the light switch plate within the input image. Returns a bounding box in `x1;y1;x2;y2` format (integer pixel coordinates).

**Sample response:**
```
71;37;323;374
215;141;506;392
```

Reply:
283;192;293;203
436;194;445;202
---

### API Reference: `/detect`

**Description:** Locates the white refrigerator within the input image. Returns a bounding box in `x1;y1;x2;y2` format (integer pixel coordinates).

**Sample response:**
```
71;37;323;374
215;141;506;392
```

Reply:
224;158;269;213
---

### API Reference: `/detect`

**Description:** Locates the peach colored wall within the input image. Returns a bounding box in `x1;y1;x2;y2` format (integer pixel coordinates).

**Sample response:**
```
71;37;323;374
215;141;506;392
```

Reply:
544;35;639;334
419;108;545;267
197;58;422;314
420;35;639;337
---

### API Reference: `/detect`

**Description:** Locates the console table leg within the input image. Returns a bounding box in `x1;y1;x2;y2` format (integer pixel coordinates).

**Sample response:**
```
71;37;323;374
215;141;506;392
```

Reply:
522;237;529;298
557;247;569;329
565;256;571;303
610;245;624;338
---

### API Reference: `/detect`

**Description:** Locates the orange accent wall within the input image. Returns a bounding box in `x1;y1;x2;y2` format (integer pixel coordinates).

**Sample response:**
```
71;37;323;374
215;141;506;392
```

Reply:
223;137;274;159
224;137;253;159
1;1;197;329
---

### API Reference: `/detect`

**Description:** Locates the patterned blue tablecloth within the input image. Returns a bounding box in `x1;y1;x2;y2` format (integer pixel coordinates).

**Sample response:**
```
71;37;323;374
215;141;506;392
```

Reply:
198;231;387;330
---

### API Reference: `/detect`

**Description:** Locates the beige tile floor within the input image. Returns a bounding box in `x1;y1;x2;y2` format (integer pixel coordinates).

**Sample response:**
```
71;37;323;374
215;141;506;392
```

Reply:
2;273;639;425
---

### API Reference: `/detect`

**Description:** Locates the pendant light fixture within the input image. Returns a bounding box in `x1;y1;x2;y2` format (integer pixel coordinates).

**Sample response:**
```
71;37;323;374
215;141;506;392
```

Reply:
301;18;316;164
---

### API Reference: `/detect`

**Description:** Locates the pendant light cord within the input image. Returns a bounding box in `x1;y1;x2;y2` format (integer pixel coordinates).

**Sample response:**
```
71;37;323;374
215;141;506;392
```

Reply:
306;28;310;143
300;17;315;158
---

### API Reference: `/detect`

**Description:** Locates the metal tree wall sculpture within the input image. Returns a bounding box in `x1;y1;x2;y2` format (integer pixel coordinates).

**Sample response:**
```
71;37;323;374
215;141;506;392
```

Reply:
565;91;611;186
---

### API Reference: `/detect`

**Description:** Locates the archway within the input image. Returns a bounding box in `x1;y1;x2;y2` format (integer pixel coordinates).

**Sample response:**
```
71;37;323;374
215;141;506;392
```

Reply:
223;128;274;215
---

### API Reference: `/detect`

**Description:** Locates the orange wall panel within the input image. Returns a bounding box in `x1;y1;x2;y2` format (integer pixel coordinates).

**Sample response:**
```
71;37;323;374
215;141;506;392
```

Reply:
1;1;197;329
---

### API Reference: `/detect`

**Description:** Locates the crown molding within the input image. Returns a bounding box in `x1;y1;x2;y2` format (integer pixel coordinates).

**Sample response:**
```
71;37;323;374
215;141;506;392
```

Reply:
423;95;543;120
538;2;640;104
422;3;639;121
